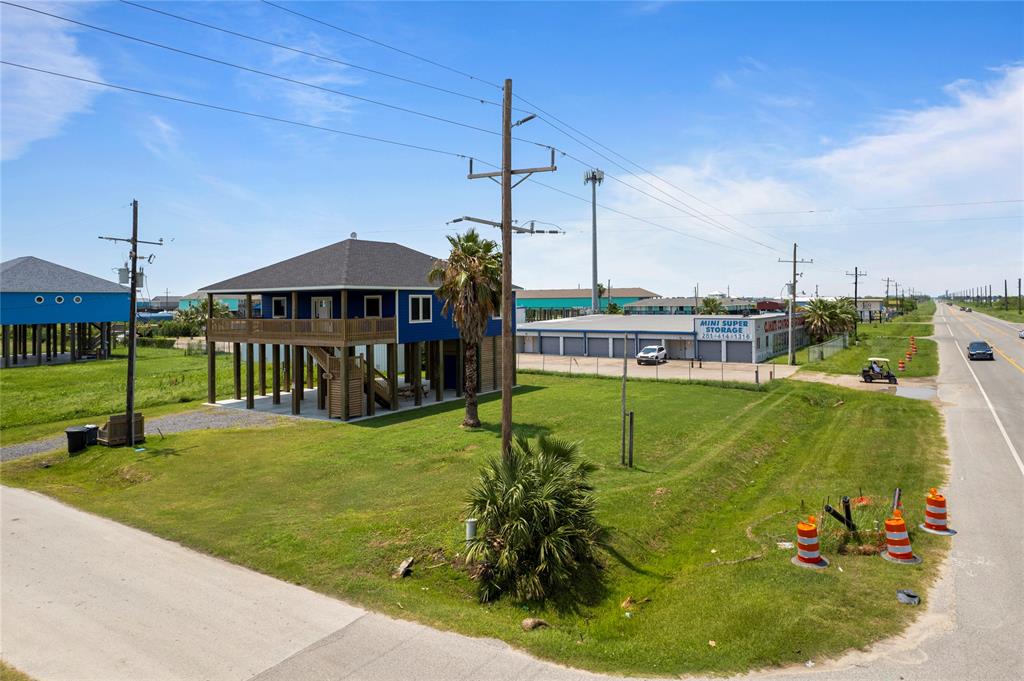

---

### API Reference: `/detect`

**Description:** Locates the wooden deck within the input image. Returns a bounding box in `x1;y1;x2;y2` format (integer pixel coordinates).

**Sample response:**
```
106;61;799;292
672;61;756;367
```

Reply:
207;317;396;346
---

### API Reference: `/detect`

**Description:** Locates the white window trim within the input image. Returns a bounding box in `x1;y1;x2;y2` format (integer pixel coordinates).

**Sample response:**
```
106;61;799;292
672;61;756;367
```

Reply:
364;295;382;318
271;296;287;319
409;295;432;324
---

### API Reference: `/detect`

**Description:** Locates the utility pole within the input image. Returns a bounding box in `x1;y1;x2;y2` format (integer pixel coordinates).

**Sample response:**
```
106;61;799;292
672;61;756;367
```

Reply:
99;200;163;449
846;266;865;339
465;79;556;457
584;169;604;313
694;283;699;314
778;243;812;365
1005;279;1009;311
882;276;893;322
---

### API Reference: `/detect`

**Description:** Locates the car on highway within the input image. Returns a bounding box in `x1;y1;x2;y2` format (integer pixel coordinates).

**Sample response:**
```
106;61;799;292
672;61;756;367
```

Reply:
966;340;994;361
636;345;667;365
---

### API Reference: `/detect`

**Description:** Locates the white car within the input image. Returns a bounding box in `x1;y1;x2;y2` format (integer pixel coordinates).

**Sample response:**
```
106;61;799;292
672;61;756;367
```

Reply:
636;345;667;365
1018;329;1024;339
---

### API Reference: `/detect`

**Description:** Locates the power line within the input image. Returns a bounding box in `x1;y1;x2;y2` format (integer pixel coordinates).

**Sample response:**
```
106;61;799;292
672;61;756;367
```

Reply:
3;2;516;142
565;212;1023;231
254;0;778;250
118;0;505;109
261;0;503;90
524;178;766;256
0;61;474;159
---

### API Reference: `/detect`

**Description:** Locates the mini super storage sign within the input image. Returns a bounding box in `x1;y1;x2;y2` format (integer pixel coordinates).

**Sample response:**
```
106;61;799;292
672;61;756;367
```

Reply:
695;318;752;341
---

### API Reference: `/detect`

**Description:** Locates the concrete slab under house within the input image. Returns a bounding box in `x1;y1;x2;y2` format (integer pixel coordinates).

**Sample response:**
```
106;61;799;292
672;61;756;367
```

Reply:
517;312;808;363
199;238;511;421
0;256;130;369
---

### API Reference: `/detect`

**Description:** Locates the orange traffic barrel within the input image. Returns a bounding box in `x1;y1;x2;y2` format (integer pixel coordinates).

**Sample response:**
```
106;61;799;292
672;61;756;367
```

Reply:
882;509;922;565
792;515;829;569
898;359;905;371
905;351;913;362
920;488;956;536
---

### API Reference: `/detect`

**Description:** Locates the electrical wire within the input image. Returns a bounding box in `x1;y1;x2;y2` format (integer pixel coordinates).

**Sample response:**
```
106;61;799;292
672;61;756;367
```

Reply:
118;0;506;109
3;2;517;142
261;0;503;90
0;61;474;159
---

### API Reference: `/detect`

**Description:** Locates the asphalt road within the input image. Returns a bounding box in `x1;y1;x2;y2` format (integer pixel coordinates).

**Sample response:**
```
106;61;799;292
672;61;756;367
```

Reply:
2;304;1021;681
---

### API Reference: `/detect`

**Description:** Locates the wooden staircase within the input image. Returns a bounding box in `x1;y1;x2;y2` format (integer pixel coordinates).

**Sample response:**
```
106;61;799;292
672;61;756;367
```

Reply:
352;355;393;410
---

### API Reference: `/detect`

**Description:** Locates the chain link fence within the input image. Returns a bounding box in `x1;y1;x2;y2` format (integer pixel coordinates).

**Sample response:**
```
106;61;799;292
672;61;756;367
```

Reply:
806;333;849;362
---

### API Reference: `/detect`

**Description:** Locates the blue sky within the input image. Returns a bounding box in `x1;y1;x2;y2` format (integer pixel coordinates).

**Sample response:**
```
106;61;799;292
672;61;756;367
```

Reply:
2;1;1022;299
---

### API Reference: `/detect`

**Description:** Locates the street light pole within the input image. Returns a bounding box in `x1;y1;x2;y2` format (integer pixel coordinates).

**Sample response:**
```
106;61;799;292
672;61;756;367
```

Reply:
584;169;604;313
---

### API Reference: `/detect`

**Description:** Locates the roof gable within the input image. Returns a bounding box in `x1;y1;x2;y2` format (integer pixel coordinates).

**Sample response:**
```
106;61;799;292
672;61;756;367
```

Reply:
200;239;442;293
0;256;128;294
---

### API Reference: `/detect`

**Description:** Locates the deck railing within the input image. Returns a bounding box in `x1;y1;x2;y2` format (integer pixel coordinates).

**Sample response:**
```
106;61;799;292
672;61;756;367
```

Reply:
207;317;396;346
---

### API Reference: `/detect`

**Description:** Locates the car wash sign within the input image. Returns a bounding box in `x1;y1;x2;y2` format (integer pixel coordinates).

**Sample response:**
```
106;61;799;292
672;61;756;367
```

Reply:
696;317;752;341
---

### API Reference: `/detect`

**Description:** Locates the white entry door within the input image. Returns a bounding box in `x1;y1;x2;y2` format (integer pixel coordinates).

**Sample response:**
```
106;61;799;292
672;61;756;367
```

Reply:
311;296;333;319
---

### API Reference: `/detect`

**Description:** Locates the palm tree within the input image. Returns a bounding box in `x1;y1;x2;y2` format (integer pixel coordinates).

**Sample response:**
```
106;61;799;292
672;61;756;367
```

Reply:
429;229;502;428
699;296;725;315
465;433;602;602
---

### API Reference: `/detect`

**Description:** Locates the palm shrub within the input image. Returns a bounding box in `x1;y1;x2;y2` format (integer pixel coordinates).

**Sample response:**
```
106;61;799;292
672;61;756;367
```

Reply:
699;296;725;315
465;434;603;602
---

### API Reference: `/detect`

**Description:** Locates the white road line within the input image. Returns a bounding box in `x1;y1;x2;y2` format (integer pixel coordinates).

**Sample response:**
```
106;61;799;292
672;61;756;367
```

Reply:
946;321;1024;477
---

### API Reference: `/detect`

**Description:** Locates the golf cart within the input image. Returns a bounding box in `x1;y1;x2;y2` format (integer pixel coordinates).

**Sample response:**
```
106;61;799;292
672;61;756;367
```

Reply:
861;357;898;384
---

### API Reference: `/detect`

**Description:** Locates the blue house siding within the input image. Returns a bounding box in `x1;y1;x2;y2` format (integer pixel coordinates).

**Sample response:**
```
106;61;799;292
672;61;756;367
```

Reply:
0;291;130;326
397;290;510;345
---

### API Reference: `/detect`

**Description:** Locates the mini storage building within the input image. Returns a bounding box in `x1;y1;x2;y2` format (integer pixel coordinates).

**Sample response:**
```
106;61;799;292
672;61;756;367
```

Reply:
517;313;806;363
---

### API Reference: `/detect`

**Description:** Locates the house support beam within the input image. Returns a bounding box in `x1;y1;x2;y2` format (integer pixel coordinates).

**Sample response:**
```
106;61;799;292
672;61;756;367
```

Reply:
259;344;267;396
34;324;41;365
365;343;375;416
340;346;350;419
69;323;76;363
206;292;216;404
232;343;241;400
245;343;255;409
2;325;8;368
292;344;303;415
413;342;422;406
388;342;398;411
435;340;444;403
317;360;326;411
271;344;281;404
456;340;464;397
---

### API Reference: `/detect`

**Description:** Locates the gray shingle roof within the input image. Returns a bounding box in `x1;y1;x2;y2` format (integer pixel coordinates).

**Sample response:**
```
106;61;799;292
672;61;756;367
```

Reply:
517;287;658;299
0;256;128;293
200;239;443;293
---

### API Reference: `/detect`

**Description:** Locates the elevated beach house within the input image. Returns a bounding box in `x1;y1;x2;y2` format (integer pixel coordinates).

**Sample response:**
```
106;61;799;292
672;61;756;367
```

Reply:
1;256;129;367
200;238;508;420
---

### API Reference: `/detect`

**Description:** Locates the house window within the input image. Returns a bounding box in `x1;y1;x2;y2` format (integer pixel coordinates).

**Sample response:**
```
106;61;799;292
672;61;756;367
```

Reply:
272;297;287;318
364;295;382;318
409;295;432;323
34;296;44;304
55;295;64;304
73;296;82;304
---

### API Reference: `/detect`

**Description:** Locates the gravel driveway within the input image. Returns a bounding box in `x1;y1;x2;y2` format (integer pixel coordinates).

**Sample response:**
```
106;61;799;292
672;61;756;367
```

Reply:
1;408;286;462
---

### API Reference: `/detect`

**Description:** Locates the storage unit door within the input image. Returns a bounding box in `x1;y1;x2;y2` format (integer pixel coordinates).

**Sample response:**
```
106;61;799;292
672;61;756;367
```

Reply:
665;338;689;359
611;337;625;358
587;336;610;357
725;341;752;363
698;340;722;361
638;337;662;353
540;336;561;355
563;337;585;356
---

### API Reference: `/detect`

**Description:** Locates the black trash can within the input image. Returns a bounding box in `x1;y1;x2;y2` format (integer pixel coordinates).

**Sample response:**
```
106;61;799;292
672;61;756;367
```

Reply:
83;424;99;446
65;426;88;455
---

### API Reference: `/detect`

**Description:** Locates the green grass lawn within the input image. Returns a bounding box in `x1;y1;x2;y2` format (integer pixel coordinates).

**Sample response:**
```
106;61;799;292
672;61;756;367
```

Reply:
773;301;937;377
0;346;254;445
1;373;948;676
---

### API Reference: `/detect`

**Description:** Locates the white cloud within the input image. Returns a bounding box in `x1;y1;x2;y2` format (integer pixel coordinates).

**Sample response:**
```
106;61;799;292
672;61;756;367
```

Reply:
513;65;1024;296
142;115;180;158
0;2;102;161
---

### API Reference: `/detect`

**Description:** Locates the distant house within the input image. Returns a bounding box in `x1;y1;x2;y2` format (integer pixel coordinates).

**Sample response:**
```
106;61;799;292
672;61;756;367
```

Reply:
855;296;887;322
516;287;657;321
0;256;129;367
625;296;759;315
199;238;508;420
179;292;249;316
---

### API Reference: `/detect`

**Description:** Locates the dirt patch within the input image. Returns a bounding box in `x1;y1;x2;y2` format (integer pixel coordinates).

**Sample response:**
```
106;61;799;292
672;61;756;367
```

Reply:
792;371;938;400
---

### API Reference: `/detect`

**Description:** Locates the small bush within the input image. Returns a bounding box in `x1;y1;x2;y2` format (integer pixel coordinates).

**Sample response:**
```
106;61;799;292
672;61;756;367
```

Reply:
465;434;603;602
136;336;177;349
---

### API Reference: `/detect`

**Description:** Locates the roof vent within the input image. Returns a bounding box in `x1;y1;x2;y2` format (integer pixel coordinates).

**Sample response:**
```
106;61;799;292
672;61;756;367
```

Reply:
350;232;358;239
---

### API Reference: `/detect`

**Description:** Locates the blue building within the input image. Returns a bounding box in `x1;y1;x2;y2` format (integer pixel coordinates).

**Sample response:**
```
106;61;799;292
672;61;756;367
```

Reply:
1;256;129;367
200;238;509;420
